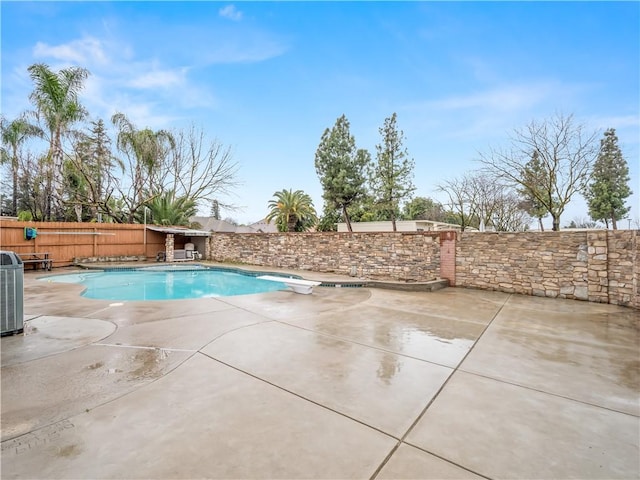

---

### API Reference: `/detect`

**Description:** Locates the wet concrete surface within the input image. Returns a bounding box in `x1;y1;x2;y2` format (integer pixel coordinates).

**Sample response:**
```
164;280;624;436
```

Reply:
1;267;639;479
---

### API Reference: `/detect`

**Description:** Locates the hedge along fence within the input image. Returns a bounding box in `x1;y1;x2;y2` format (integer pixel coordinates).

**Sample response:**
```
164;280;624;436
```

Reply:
209;231;442;282
0;220;165;267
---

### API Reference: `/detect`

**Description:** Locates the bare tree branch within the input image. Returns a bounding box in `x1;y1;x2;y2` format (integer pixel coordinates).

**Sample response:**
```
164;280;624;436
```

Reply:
478;113;599;230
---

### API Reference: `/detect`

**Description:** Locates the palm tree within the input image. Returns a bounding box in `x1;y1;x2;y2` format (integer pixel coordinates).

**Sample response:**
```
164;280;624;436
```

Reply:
266;189;317;232
112;113;175;214
144;190;197;227
1;115;43;215
28;63;89;220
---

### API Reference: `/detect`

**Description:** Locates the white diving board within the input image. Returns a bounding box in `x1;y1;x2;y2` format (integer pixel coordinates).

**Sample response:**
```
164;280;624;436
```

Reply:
257;275;322;295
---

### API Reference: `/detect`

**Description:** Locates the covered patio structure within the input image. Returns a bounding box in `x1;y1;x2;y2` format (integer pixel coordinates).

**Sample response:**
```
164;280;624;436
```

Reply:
146;225;212;262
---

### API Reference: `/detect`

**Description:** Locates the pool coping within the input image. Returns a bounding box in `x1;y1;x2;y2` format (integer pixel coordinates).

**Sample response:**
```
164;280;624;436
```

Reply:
71;262;449;292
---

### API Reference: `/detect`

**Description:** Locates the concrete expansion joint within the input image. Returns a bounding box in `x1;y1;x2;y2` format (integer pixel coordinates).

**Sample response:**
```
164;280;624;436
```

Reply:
373;440;493;480
391;295;513;444
197;320;277;352
456;369;640;418
200;351;400;441
369;441;403;480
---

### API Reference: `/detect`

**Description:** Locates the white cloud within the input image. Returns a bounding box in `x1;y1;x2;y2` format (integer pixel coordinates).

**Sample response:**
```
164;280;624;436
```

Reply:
82;83;181;129
128;68;187;89
34;41;84;64
112;100;179;129
398;80;596;144
1;64;36;119
27;32;219;129
33;36;108;66
428;84;554;112
203;40;286;64
81;72;200;129
219;4;243;21
589;114;640;131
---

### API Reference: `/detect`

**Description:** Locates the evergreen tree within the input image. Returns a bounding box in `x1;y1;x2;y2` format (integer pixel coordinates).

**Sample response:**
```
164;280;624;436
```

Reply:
71;119;120;221
316;205;341;232
519;150;550;231
403;196;447;221
210;199;221;219
315;115;370;232
369;113;415;231
586;128;632;229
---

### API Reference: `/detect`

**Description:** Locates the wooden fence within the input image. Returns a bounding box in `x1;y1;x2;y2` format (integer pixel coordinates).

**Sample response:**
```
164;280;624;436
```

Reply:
0;220;165;267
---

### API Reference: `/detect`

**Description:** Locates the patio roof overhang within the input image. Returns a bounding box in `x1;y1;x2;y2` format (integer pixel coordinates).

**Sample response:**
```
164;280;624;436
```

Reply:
145;226;212;237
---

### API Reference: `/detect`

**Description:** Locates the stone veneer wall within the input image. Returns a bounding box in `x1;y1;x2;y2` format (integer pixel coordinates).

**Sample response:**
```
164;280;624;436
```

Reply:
455;230;638;308
165;234;175;262
209;232;441;281
605;230;639;308
209;230;638;308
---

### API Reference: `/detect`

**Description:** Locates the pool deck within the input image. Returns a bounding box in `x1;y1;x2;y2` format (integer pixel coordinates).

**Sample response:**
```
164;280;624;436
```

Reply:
1;264;639;479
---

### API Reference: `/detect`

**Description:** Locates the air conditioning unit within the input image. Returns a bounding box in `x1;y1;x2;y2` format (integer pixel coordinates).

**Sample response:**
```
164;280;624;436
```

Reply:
1;251;24;336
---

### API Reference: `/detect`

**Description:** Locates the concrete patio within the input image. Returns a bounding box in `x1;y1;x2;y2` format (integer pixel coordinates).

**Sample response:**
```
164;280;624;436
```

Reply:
1;267;639;479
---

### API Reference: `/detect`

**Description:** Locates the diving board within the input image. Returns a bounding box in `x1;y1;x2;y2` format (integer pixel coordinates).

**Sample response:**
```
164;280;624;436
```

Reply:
257;275;322;295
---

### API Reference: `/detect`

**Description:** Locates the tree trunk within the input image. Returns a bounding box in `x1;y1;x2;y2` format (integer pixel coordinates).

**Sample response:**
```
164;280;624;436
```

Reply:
538;217;544;232
286;214;296;232
343;206;352;232
391;211;397;232
611;215;617;230
45;174;53;221
74;204;83;222
11;153;18;216
52;130;65;221
552;215;560;231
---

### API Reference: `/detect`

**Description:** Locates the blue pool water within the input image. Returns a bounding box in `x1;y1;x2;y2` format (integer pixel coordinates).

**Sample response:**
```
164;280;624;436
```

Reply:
42;267;288;301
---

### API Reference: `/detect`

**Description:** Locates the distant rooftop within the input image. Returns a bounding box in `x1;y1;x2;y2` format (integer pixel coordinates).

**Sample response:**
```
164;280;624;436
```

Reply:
190;216;278;233
336;220;470;233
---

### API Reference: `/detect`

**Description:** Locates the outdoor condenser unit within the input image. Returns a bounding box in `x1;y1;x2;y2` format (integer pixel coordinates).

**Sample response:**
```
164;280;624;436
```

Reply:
0;251;24;336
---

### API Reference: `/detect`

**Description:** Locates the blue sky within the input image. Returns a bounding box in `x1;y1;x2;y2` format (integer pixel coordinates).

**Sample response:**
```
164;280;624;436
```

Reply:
2;1;639;227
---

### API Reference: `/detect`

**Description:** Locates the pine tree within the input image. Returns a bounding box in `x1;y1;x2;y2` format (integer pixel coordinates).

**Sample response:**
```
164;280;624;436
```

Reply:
69;119;120;221
586;129;632;229
314;115;370;232
210;199;221;220
519;150;550;231
369;113;415;231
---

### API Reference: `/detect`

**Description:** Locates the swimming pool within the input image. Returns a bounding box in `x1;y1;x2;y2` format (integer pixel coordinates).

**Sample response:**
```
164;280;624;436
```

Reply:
42;267;288;301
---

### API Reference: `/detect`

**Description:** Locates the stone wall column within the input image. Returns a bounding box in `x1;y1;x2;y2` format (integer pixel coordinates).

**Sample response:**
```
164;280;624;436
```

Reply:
205;234;211;260
165;234;174;262
606;230;639;308
439;230;457;286
634;230;639;310
587;231;608;303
